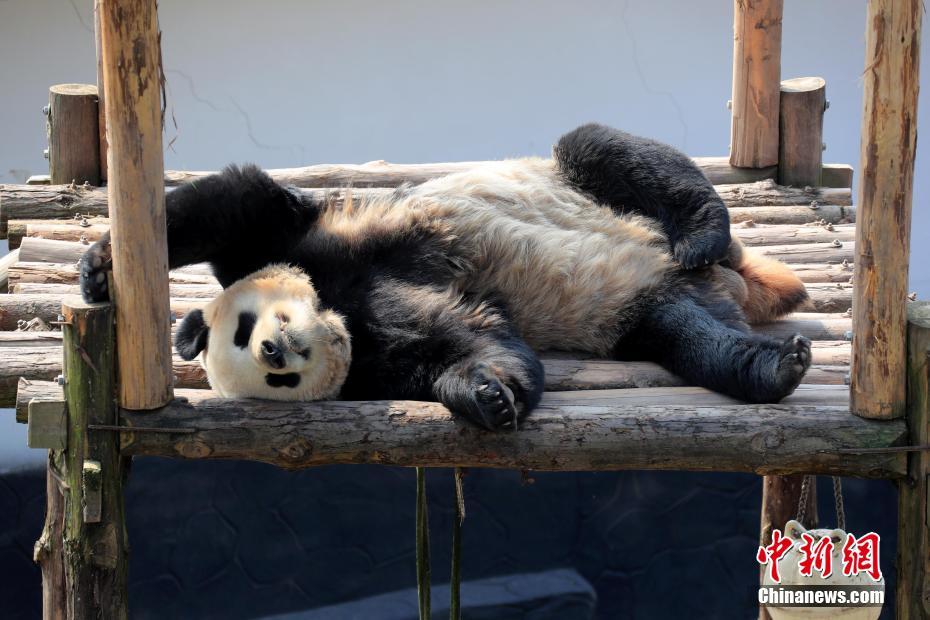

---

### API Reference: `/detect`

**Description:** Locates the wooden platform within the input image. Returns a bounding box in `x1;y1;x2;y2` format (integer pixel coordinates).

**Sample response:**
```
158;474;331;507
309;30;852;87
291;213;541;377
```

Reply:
0;166;891;477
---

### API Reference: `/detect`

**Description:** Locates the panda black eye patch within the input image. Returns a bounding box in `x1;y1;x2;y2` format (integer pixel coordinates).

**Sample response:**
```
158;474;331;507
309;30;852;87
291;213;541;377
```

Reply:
233;312;257;349
265;373;301;388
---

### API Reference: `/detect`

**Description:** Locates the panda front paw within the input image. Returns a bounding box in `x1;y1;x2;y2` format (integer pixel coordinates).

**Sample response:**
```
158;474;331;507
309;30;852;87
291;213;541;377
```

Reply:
438;361;528;431
79;232;112;303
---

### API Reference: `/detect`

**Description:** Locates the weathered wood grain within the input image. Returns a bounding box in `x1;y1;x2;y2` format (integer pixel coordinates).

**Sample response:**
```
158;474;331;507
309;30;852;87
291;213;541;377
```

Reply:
729;0;783;168
14;380;903;478
897;302;930;616
729;204;854;226
99;0;174;409
777;77;826;187
850;0;922;420
47;84;101;186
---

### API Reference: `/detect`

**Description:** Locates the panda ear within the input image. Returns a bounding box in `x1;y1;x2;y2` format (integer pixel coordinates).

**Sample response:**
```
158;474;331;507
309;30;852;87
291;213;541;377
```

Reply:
175;309;209;360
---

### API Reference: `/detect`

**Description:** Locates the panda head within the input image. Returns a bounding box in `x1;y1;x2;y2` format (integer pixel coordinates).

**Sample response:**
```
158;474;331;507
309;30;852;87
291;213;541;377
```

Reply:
175;264;351;401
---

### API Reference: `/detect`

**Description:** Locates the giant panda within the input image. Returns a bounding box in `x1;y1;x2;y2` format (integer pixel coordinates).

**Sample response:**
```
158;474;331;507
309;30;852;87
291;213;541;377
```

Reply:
80;123;812;430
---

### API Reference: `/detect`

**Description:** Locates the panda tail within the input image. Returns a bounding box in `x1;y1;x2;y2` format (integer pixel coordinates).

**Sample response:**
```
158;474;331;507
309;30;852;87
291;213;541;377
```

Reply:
725;238;813;324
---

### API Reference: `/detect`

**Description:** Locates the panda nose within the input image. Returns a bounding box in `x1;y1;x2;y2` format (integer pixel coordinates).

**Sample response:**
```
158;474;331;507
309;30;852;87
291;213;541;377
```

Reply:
260;340;286;369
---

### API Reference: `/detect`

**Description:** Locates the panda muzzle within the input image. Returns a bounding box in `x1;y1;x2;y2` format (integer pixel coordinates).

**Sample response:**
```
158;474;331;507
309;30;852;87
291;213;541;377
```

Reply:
260;340;287;369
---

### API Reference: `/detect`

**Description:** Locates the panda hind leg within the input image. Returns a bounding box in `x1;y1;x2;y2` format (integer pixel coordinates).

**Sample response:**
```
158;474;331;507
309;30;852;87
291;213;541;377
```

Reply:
621;296;812;403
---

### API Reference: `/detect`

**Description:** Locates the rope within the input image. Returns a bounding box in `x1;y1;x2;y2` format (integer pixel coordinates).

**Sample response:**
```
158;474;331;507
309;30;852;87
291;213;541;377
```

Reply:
450;468;466;620
832;476;846;531
796;474;813;529
416;467;431;620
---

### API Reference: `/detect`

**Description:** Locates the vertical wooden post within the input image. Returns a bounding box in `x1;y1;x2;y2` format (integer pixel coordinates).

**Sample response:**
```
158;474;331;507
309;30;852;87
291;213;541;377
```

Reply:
758;73;830;620
898;302;930;618
729;0;783;168
98;0;174;410
47;84;101;186
850;0;922;420
777;77;826;187
758;476;817;620
94;0;108;182
34;299;128;619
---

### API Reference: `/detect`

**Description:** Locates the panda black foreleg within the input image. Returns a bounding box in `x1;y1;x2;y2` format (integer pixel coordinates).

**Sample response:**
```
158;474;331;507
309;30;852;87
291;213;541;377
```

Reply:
623;297;812;402
432;334;544;430
80;164;318;302
554;123;731;269
349;282;545;430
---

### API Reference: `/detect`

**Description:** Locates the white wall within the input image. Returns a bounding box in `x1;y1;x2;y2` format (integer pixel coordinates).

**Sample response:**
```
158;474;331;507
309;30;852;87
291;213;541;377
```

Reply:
0;0;928;467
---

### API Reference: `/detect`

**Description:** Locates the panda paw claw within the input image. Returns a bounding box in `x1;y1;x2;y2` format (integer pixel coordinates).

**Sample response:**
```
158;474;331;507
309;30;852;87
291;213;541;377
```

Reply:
458;362;523;431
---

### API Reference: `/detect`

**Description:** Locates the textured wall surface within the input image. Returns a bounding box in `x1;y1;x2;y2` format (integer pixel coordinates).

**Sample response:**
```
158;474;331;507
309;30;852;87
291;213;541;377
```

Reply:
0;461;898;618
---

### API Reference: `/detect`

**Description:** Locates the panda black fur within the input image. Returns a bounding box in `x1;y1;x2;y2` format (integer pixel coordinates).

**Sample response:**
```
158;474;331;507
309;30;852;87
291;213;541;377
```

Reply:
81;124;812;430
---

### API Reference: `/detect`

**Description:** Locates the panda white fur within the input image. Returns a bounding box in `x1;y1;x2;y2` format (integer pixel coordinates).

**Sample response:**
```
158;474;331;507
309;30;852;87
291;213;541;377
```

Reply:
81;124;812;430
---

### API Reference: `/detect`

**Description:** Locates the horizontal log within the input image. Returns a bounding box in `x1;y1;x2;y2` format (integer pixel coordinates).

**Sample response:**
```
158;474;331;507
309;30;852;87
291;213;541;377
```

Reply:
6;350;201;419
0;294;203;330
0;331;63;346
728;204;855;225
8;218;109;249
757;241;854;264
10;282;221;298
13;381;905;478
0;181;851;236
786;262;853;284
714;180;851;208
164;156;777;188
733;223;855;246
124;385;902;478
7;262;218;288
804;282;853;313
0;248;19;294
758;312;851;341
1;341;850;412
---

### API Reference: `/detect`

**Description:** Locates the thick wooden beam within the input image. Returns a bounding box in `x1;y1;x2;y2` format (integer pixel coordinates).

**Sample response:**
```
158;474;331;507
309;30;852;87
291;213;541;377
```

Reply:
730;0;783;168
14;382;907;478
46;84;101;186
851;0;922;420
897;301;930;617
777;77;826;187
99;0;173;409
106;385;905;478
32;300;127;619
